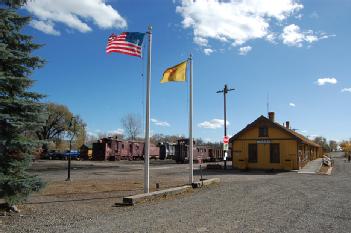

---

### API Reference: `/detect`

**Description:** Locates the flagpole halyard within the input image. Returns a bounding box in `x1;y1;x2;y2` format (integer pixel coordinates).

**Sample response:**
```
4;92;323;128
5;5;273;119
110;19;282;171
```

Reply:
144;25;152;193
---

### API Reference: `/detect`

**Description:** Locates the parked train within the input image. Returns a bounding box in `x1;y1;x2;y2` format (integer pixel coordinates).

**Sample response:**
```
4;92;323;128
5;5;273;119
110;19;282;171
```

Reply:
90;137;159;161
82;137;228;163
173;139;229;163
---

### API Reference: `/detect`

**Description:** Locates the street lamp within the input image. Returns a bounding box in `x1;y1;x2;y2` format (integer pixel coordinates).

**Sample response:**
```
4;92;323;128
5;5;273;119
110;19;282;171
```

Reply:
66;116;76;181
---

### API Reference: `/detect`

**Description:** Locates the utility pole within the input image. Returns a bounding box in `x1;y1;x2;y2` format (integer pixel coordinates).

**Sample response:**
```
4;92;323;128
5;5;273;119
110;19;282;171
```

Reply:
216;84;235;169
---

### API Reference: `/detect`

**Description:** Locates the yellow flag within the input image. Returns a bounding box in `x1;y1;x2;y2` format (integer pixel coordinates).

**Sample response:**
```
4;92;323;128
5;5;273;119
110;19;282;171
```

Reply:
161;60;187;83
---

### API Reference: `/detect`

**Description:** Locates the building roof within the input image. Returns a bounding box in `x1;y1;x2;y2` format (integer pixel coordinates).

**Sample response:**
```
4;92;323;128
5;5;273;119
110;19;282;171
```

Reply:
229;115;321;148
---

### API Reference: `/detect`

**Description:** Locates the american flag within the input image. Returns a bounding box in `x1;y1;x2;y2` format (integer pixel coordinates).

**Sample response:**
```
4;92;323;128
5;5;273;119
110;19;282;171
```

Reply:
106;32;145;57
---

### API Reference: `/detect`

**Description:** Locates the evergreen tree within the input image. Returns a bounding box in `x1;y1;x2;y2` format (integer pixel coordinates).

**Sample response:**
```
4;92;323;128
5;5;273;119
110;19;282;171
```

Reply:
0;0;45;208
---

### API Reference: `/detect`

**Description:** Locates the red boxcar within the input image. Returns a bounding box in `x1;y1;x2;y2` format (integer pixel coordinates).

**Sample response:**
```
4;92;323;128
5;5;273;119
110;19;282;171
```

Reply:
92;137;160;161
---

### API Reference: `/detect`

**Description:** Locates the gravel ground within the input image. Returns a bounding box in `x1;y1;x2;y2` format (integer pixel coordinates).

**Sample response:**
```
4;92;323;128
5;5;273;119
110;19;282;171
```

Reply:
2;152;351;233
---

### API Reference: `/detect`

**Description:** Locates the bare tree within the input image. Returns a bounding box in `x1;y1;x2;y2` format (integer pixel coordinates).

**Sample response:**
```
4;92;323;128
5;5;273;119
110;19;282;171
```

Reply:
313;136;330;152
121;113;141;140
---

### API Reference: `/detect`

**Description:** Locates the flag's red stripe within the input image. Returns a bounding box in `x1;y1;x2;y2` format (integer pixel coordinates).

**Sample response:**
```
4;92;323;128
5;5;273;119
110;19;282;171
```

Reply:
106;49;141;57
106;45;141;53
107;41;141;49
106;48;141;56
106;45;141;54
106;42;141;49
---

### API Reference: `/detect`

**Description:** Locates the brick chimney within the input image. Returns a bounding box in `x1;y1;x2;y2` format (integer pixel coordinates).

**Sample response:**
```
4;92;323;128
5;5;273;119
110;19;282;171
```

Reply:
286;121;290;129
268;112;275;122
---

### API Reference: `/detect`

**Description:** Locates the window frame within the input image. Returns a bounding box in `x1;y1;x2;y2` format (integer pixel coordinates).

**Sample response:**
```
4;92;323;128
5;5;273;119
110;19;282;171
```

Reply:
248;143;258;163
270;143;280;163
258;126;269;137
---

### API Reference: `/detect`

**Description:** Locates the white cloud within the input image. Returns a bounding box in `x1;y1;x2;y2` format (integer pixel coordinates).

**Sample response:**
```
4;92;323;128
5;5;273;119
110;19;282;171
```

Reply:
87;131;98;137
176;0;304;48
30;20;60;35
281;24;330;47
289;102;296;107
316;77;337;86
341;88;351;93
151;118;170;127
265;33;277;43
25;0;127;35
203;48;214;55
198;119;229;129
194;36;208;46
108;128;124;135
239;46;252;55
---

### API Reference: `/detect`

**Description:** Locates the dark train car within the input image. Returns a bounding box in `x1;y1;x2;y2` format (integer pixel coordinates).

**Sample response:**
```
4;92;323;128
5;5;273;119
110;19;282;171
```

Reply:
115;140;130;160
195;145;210;161
92;140;107;161
92;137;120;161
174;139;210;163
208;147;232;161
91;137;160;161
125;141;159;160
174;139;188;163
158;142;175;160
174;139;230;163
129;141;144;160
209;148;223;161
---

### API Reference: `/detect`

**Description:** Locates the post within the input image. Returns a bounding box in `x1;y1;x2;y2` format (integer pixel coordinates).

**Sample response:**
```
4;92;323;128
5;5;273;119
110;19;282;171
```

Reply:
66;116;75;181
217;84;235;170
67;140;71;181
144;26;152;193
189;54;193;184
223;85;227;169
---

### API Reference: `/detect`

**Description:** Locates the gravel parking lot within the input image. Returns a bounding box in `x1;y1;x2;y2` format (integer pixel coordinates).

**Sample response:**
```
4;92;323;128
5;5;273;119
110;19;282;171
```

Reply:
2;152;351;233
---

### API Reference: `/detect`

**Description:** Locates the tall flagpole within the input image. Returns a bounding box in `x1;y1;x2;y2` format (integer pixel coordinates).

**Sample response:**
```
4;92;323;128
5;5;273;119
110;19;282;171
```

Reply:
189;53;193;184
144;25;152;193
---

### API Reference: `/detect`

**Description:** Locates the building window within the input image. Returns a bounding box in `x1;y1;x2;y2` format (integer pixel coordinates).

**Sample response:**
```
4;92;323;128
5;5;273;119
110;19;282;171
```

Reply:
270;143;280;163
259;126;268;137
248;144;257;163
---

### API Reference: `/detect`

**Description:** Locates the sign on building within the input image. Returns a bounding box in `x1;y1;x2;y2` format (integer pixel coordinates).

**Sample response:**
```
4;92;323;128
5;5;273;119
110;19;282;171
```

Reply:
257;140;271;144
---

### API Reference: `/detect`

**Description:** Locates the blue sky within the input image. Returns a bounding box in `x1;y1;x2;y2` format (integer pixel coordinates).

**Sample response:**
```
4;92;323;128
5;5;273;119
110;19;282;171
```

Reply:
23;0;351;142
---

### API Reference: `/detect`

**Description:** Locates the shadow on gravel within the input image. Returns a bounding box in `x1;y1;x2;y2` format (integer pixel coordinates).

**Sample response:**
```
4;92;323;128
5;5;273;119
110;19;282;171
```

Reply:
26;195;125;205
28;165;122;172
194;169;290;176
114;203;131;208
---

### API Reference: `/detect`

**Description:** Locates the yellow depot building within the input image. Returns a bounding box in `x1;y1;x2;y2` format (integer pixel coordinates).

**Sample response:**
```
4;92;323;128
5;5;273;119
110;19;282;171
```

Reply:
230;112;322;170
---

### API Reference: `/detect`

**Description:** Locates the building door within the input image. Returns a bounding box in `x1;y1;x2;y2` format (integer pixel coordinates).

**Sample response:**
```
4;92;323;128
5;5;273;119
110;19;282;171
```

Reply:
270;143;280;163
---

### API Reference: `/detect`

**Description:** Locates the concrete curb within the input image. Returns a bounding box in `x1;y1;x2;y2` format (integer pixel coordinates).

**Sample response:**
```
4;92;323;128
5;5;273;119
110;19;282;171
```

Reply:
122;178;220;206
122;185;192;205
192;178;220;188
